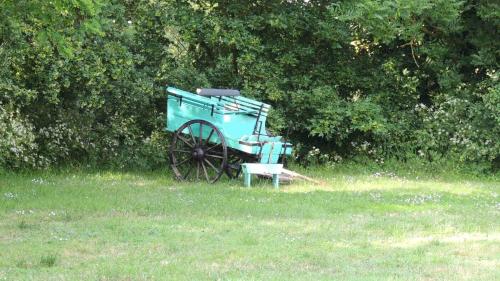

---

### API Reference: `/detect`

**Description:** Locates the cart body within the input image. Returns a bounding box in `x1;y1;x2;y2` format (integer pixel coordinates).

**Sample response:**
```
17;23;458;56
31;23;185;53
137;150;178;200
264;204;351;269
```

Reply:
166;86;292;164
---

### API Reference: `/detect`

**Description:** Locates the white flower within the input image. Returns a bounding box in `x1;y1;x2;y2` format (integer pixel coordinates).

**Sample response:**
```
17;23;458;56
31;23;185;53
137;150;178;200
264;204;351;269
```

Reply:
4;192;16;199
32;178;45;184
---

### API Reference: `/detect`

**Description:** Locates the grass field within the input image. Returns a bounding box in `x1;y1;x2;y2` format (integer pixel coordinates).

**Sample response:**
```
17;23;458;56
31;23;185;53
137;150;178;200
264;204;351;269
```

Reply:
0;165;499;280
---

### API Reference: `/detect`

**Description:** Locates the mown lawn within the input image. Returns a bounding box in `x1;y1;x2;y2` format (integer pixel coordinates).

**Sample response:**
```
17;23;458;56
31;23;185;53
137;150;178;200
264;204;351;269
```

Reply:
0;166;499;281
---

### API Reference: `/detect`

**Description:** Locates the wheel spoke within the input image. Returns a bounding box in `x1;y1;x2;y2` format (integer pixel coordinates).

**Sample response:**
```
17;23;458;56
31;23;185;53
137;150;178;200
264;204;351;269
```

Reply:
204;158;220;173
174;157;191;167
206;154;224;159
196;161;200;180
187;125;196;144
177;135;193;148
201;161;210;182
205;129;214;145
172;149;191;154
183;163;194;179
206;143;221;152
199;123;203;145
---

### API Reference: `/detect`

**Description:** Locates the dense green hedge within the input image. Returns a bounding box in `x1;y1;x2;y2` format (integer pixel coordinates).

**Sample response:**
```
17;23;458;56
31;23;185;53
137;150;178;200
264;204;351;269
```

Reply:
1;0;498;170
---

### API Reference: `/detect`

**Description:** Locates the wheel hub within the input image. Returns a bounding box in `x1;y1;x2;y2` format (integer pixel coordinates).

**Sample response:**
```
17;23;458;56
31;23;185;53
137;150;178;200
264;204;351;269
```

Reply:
192;147;205;160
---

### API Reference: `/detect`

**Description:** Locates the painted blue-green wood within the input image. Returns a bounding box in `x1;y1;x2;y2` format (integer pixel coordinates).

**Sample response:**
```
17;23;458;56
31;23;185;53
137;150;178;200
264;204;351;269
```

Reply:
241;163;283;174
241;163;283;188
244;173;251;188
165;86;292;164
272;174;279;189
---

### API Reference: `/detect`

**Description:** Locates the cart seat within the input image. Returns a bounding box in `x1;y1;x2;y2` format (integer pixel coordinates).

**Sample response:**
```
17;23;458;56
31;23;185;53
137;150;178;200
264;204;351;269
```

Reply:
196;88;240;96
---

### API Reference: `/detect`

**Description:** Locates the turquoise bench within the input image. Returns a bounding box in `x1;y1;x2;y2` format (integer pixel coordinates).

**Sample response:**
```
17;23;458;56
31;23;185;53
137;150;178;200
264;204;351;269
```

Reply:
241;163;283;189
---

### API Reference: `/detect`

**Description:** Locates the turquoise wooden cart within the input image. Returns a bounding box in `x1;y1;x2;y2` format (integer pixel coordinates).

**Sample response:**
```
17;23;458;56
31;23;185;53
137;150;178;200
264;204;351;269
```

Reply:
166;86;292;183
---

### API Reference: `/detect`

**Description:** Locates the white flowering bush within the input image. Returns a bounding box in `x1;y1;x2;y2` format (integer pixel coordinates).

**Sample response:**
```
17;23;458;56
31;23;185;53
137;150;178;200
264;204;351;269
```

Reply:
299;145;343;166
415;71;499;169
0;105;39;168
37;119;89;166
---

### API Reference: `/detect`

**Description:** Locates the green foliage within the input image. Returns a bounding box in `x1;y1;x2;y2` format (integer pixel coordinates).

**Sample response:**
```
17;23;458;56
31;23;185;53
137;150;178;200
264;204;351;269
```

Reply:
0;0;498;171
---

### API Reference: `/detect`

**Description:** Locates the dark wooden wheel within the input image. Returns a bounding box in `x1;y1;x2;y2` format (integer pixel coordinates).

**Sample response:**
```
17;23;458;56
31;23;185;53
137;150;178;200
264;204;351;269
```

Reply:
225;153;243;179
169;120;227;183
